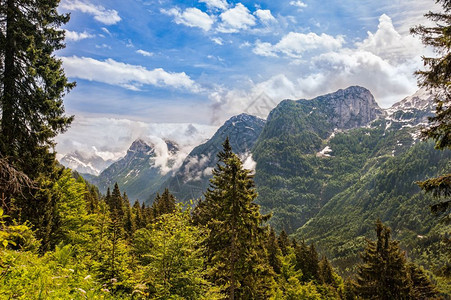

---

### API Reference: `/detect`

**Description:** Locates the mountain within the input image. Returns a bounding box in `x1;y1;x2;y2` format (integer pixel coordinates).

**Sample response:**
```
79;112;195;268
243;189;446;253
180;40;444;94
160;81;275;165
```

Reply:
385;88;435;127
152;113;266;203
252;86;385;231
60;151;115;175
247;86;449;273
90;139;179;202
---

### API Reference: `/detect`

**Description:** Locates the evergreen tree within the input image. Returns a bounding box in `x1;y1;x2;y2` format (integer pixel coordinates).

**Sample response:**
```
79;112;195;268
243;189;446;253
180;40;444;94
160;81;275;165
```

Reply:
355;220;411;299
307;244;320;282
278;229;290;256
151;188;177;220
407;263;439;299
196;138;274;299
122;193;135;240
108;183;124;221
294;239;320;282
0;0;74;179
101;184;127;284
132;200;144;229
85;184;100;214
266;227;282;274
411;0;451;215
318;256;335;286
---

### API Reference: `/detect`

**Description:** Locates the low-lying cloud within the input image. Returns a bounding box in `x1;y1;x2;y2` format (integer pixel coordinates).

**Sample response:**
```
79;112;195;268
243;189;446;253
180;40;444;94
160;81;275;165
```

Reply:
56;117;218;172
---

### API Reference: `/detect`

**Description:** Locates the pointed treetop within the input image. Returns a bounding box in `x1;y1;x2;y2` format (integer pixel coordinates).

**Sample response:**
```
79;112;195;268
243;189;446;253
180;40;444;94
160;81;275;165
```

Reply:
217;137;233;162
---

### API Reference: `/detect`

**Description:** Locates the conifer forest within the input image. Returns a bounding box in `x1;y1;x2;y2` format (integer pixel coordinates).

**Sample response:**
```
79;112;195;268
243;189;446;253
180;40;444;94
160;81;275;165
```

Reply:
0;0;450;299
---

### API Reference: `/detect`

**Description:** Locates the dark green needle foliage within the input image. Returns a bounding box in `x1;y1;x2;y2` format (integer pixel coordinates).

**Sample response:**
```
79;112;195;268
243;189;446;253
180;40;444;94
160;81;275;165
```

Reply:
0;0;74;179
355;220;411;299
411;0;451;215
195;137;274;299
151;188;177;220
355;220;439;299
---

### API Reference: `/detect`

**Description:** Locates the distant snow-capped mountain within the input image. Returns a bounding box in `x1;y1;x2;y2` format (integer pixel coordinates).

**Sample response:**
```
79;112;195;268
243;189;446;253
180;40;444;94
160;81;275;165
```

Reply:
88;138;182;202
60;151;115;175
384;88;435;125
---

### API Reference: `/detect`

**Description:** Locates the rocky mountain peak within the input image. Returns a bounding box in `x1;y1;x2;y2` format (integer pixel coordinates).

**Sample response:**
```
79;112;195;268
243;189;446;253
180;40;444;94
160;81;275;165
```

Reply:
387;88;435;113
314;86;384;129
385;88;436;125
128;139;153;154
223;113;265;127
59;151;114;176
165;140;179;154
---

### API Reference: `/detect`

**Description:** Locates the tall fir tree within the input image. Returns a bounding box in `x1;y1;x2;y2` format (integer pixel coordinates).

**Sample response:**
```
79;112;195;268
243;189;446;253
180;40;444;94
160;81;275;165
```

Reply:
132;200;144;229
0;0;75;241
108;183;124;221
122;192;135;240
195;138;274;299
355;220;412;299
151;188;177;220
411;0;451;215
294;239;320;283
0;0;74;179
319;256;335;286
407;263;439;299
266;227;282;274
278;229;290;257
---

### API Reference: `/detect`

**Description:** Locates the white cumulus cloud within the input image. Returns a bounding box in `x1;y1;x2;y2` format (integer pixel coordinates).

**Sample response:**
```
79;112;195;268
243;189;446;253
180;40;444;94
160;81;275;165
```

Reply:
65;30;95;41
254;32;345;58
61;0;121;25
161;7;215;31
289;1;307;8
136;49;154;57
254;9;277;25
199;0;228;11
356;14;424;63
217;3;256;33
61;56;200;92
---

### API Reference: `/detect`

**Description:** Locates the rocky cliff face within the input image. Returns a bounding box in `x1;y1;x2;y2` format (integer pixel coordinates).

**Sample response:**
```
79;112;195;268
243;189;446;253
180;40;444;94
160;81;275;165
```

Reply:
312;86;384;129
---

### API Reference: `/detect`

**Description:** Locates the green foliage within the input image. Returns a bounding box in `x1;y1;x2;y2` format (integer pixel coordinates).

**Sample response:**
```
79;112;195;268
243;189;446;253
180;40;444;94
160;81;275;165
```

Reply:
0;208;39;250
411;0;451;218
195;138;275;299
355;220;412;298
0;0;74;182
132;208;215;299
0;239;125;299
151;188;178;220
411;0;451;150
354;220;439;299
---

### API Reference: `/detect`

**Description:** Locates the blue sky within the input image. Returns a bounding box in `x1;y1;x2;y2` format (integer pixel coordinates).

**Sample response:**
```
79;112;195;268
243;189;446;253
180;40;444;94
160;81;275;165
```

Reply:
55;0;437;159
